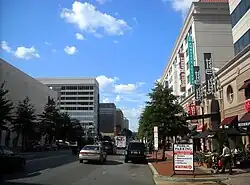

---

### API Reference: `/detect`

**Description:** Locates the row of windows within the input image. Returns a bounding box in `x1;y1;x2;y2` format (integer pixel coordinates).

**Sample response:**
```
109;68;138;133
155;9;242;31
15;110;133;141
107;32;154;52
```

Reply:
231;0;250;28
61;86;94;90
60;107;94;110
61;92;94;95
61;96;94;100
60;102;94;105
234;29;250;55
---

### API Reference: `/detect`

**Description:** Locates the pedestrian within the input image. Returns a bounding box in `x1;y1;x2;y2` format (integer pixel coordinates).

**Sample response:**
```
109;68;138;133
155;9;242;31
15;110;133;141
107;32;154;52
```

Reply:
220;143;232;175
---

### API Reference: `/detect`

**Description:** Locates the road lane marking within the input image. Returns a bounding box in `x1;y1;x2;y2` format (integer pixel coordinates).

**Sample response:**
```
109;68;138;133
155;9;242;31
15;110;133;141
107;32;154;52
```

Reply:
26;155;68;163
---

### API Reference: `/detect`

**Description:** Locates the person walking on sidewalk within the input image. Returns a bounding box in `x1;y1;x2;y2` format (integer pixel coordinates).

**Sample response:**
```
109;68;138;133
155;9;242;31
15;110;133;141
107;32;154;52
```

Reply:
220;143;232;175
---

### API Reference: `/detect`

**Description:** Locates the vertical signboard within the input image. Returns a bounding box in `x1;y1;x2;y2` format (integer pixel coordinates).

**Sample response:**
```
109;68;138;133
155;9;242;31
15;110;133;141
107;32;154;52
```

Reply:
179;52;186;92
204;53;214;99
194;66;201;105
188;35;194;85
154;126;158;151
173;143;194;171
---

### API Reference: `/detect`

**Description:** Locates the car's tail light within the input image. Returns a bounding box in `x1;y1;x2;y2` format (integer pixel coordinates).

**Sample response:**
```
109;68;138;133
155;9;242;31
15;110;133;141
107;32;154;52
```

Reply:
80;152;86;155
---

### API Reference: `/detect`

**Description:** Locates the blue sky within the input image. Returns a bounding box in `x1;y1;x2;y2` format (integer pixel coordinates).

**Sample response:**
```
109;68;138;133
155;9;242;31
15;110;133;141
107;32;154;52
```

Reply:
0;0;196;131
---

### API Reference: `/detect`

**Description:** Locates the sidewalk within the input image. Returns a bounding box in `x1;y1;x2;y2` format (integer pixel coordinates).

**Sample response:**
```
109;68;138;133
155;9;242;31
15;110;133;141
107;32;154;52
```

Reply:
148;155;250;185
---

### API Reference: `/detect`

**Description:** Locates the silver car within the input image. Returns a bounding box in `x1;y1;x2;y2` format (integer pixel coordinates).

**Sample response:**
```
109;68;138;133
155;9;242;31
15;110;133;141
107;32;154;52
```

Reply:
79;145;107;164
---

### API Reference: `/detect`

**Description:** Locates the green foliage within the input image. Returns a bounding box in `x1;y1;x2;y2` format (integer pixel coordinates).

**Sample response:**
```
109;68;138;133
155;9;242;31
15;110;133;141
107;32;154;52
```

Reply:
0;82;13;129
138;82;188;150
12;97;37;149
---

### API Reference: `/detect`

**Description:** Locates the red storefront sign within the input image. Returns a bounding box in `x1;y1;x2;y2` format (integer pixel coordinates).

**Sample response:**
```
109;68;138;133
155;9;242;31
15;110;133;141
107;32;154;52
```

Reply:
245;99;250;112
179;52;186;92
188;104;197;116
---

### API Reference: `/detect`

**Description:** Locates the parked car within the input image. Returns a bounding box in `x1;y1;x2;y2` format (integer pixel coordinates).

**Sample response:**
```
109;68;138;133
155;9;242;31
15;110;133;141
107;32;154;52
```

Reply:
79;145;107;164
124;141;147;163
102;141;116;155
0;146;26;173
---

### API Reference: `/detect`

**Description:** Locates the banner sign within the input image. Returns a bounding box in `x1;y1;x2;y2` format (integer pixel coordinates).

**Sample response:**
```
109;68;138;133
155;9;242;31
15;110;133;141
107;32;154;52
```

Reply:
154;126;158;151
188;104;197;116
173;143;194;171
179;52;186;92
188;36;194;85
194;66;201;105
204;53;214;99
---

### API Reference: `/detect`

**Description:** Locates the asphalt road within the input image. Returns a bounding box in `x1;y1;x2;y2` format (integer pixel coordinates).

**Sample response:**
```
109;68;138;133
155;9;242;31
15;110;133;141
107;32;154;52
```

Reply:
2;150;155;185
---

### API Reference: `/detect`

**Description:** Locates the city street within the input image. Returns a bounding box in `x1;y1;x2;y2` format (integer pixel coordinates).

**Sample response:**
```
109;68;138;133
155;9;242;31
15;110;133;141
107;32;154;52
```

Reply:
2;150;155;185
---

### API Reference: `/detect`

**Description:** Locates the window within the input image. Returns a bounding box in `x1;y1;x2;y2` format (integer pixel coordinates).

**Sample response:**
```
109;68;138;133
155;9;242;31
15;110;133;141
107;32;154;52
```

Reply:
231;0;250;28
188;88;192;95
186;62;189;70
226;85;234;104
245;81;250;99
186;49;189;57
234;29;250;55
187;75;190;84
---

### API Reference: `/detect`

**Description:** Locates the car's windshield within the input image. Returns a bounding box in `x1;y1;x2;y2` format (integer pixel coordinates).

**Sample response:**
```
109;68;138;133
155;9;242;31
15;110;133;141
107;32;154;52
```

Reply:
82;145;100;151
128;143;145;150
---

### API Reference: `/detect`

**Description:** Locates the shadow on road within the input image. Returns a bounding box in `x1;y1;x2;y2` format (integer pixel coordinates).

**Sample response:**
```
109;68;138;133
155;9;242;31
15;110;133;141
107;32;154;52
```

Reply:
3;154;78;181
84;160;123;165
1;182;46;185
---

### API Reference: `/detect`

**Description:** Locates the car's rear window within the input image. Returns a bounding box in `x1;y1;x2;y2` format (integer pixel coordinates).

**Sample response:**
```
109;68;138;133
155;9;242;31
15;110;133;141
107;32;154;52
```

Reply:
82;145;99;151
128;143;145;150
102;142;112;147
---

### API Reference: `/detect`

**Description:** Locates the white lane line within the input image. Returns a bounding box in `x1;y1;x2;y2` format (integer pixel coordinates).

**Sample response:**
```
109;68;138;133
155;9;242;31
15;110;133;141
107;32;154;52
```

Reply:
26;155;68;163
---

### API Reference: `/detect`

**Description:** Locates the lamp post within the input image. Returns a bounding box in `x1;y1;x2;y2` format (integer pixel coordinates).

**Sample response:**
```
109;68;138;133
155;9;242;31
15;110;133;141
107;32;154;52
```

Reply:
200;100;205;152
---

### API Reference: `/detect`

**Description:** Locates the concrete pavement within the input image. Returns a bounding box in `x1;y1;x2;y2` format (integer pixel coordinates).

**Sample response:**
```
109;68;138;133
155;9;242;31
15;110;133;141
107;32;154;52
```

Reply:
2;152;155;185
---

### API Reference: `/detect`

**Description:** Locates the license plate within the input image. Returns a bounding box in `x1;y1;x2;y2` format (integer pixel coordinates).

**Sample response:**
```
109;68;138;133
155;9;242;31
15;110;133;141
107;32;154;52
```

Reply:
133;151;139;154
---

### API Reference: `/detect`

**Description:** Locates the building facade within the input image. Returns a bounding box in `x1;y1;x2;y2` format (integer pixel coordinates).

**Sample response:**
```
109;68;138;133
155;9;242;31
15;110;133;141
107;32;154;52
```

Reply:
115;109;124;135
229;0;250;55
0;59;58;146
160;0;234;102
122;117;129;130
37;78;99;136
99;103;116;136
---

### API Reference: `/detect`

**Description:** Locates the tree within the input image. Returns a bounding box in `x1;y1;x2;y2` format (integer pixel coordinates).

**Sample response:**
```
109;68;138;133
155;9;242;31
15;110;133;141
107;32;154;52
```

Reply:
12;97;36;150
0;82;13;140
39;97;61;144
139;82;187;160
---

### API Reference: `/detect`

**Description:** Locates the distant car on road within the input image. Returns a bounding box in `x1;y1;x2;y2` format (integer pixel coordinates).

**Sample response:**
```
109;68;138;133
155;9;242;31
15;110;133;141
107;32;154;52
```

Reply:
0;146;26;173
79;145;107;164
124;141;147;163
102;141;116;155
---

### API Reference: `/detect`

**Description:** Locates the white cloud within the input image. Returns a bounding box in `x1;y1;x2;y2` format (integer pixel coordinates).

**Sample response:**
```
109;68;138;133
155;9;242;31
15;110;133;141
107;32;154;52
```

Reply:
132;17;138;25
52;49;57;53
60;1;131;36
75;33;86;40
122;106;144;131
96;0;112;4
115;95;121;102
64;46;77;55
1;41;12;53
94;33;103;38
96;75;119;89
163;0;198;17
114;84;137;93
113;40;119;44
44;41;52;46
15;47;40;60
103;97;110;103
1;41;40;60
114;12;119;16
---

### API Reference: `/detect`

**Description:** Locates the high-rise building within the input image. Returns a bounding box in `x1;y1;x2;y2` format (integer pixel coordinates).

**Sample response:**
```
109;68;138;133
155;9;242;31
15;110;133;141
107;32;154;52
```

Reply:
160;0;234;103
115;109;124;135
122;117;129;130
99;103;116;136
37;78;99;136
228;0;249;55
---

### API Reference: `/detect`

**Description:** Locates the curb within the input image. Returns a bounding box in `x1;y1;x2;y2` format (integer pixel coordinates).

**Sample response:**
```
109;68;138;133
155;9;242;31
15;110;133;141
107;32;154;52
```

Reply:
147;162;228;184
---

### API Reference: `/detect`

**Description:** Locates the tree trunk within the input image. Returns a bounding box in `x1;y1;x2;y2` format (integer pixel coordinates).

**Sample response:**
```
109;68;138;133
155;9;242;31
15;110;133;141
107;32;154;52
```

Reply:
162;136;166;161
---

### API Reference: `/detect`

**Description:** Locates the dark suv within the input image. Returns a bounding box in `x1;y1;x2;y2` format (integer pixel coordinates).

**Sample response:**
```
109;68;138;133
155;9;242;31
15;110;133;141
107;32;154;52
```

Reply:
102;141;115;155
124;142;146;163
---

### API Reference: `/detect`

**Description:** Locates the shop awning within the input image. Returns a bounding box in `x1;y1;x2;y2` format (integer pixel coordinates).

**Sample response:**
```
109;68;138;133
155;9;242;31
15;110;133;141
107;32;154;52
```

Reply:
220;115;238;126
239;112;250;123
192;130;215;138
239;79;250;90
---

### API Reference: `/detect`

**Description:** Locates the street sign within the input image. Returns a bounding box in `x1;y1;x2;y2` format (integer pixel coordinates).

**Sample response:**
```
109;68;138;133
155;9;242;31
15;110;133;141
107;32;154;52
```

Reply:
154;126;158;151
173;143;194;171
